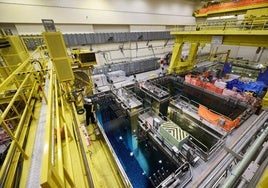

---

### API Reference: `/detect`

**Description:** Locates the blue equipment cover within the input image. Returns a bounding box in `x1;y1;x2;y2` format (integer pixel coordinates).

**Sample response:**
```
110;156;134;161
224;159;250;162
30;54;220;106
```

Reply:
226;79;266;95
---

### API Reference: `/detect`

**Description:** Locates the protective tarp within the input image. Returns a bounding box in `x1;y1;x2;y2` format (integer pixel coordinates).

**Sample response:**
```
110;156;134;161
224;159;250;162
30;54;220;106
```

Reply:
226;79;266;95
198;105;240;132
185;74;223;94
226;79;244;92
243;81;266;95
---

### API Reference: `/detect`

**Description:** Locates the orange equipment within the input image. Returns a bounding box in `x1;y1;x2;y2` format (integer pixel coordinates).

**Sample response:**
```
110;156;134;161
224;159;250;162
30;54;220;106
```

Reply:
198;105;241;132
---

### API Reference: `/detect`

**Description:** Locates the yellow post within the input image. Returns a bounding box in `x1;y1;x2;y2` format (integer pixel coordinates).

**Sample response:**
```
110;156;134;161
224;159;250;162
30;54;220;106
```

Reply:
168;42;199;74
168;42;184;74
187;42;200;68
54;76;64;183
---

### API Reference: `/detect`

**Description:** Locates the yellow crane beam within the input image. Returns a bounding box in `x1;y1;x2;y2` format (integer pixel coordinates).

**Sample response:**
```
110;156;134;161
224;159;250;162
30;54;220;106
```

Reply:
169;20;268;73
171;30;268;47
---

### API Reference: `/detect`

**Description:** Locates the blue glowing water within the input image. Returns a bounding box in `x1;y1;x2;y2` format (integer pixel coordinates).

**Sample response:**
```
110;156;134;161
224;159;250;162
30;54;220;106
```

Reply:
96;108;177;188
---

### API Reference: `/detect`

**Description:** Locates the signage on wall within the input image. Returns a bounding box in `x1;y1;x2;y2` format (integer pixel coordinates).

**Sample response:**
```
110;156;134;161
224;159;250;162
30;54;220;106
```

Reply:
42;19;56;32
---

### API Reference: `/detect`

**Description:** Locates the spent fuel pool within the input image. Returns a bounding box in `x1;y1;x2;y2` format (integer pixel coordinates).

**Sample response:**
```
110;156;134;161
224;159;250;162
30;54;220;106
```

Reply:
96;106;178;188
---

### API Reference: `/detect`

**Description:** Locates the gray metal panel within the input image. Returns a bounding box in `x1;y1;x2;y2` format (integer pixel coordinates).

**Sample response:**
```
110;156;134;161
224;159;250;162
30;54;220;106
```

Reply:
141;32;148;41
136;32;144;41
131;32;138;41
94;33;103;44
124;62;130;75
105;33;114;43
68;34;77;46
147;32;155;40
75;33;86;45
22;31;174;50
114;32;126;42
157;32;164;40
133;59;141;73
125;32;133;41
64;34;72;46
81;33;88;45
85;33;90;44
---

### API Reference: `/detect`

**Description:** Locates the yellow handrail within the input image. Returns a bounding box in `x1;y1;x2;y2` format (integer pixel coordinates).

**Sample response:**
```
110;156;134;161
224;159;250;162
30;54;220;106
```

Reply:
0;72;32;159
0;80;38;186
54;76;64;181
40;68;91;187
172;18;268;32
0;42;49;186
40;68;64;188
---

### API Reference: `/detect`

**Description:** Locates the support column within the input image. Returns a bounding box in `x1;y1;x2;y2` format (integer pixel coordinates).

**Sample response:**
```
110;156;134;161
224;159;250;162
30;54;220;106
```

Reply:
168;42;184;74
187;42;200;68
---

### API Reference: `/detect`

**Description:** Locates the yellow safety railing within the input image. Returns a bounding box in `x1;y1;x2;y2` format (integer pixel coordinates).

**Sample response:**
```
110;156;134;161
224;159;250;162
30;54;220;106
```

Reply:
41;69;73;188
0;47;47;186
40;67;94;188
172;18;268;32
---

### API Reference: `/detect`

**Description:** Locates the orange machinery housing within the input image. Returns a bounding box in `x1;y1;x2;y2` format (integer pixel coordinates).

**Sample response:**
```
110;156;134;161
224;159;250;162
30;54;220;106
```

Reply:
185;74;241;132
185;74;223;94
196;0;268;16
198;105;241;132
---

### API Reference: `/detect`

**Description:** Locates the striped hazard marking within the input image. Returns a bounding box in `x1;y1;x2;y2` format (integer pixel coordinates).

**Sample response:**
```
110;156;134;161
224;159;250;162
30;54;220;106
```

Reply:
162;122;188;141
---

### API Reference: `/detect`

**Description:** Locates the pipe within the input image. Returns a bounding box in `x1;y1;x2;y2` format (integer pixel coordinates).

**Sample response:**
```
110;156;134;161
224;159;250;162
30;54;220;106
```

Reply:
255;141;268;164
196;111;268;187
223;123;268;188
236;141;268;188
236;179;247;188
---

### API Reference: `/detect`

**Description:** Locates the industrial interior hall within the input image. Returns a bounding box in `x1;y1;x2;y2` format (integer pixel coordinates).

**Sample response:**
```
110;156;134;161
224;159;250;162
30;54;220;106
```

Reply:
0;0;268;187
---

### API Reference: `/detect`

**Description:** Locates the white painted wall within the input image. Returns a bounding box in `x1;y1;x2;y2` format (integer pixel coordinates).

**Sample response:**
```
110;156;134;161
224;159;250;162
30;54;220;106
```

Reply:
93;25;129;33
15;24;45;35
0;0;198;25
57;24;94;34
0;0;195;68
0;0;197;68
130;25;166;32
4;1;266;68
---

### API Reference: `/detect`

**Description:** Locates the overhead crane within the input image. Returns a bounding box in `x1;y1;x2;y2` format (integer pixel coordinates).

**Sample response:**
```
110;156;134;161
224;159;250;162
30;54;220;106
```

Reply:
168;18;268;73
